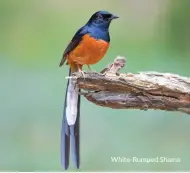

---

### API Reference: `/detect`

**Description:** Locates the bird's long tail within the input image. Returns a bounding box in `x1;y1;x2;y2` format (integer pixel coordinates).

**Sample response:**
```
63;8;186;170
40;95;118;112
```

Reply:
61;67;80;169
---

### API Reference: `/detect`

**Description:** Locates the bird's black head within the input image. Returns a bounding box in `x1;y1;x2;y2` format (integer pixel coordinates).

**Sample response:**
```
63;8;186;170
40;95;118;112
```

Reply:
87;11;119;29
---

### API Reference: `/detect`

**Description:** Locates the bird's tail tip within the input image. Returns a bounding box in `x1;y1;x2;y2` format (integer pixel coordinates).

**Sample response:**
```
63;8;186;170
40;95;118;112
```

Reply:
70;125;80;169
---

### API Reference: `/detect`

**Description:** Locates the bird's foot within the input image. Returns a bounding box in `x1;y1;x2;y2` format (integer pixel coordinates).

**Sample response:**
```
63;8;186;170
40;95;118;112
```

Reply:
78;68;86;79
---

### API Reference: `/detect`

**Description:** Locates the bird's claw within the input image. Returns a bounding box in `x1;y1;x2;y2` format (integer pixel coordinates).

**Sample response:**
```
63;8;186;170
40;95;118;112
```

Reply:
78;68;86;80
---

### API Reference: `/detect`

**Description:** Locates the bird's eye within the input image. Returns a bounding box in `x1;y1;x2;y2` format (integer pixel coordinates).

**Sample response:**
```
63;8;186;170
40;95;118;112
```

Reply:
97;14;103;20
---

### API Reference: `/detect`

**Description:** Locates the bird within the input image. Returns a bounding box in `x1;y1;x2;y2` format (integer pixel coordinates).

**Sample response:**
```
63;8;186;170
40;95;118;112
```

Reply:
59;10;119;170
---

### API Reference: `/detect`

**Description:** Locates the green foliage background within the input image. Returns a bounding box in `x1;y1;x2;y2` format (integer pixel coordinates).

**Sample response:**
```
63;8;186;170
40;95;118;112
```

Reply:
0;0;190;171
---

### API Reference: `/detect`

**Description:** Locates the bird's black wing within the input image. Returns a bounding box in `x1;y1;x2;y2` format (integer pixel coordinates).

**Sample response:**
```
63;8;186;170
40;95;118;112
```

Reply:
59;26;87;66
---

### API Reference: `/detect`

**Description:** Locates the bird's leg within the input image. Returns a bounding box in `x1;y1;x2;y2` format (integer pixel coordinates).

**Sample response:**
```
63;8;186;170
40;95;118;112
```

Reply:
79;68;85;79
87;65;91;71
77;64;85;79
87;65;96;72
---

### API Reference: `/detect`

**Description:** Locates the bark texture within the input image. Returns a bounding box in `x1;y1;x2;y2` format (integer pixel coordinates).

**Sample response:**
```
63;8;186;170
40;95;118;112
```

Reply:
71;71;190;115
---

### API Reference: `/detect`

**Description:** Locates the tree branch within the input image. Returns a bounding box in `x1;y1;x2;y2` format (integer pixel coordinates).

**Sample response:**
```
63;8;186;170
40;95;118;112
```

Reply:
70;56;190;115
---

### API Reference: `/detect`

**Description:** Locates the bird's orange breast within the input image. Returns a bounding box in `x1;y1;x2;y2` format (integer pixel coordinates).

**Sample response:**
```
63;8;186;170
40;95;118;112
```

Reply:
67;34;109;66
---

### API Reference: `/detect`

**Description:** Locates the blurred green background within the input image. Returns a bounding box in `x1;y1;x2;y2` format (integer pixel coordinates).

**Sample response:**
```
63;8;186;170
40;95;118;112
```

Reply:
0;0;190;171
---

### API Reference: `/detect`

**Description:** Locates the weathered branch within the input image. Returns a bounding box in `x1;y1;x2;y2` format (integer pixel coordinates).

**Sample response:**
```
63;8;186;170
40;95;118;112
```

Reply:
71;57;190;115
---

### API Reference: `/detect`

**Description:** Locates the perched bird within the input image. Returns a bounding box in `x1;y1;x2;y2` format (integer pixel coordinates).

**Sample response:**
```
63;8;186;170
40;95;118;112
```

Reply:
59;11;118;170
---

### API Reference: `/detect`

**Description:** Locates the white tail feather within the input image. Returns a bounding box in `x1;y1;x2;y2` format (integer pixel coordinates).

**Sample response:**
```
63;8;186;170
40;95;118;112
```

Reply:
66;78;79;125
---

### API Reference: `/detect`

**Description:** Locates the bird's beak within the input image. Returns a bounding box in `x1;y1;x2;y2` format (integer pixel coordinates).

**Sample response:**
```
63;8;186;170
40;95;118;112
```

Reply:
111;15;119;20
